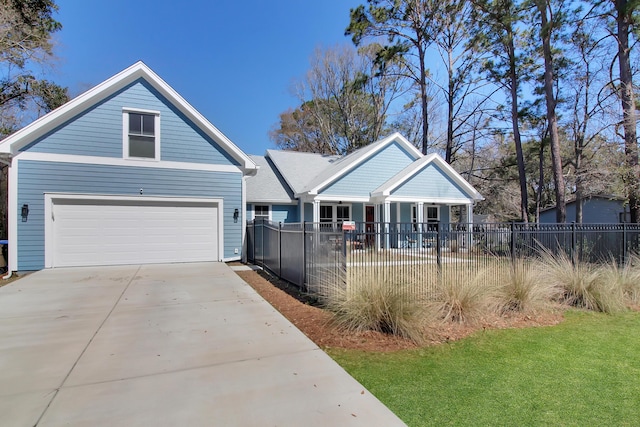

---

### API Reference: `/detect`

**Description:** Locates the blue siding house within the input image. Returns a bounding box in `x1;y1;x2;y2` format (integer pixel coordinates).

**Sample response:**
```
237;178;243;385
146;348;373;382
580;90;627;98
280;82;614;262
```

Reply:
0;62;257;271
540;196;628;224
246;133;483;247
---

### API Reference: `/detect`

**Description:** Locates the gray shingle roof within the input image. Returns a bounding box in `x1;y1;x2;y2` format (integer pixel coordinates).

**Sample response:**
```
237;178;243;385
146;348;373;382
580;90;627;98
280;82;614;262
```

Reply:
246;155;296;203
265;150;340;195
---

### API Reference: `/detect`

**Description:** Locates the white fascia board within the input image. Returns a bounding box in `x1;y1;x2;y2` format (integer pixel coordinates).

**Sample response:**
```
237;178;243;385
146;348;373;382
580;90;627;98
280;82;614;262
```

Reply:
16;151;244;174
247;199;298;205
0;62;149;154
309;133;422;194
373;153;484;201
313;195;371;203
0;62;257;175
383;196;473;205
140;65;257;175
429;156;484;201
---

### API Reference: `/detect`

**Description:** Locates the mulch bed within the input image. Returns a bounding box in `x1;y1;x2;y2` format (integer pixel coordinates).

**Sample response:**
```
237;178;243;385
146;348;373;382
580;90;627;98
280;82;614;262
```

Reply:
234;266;564;352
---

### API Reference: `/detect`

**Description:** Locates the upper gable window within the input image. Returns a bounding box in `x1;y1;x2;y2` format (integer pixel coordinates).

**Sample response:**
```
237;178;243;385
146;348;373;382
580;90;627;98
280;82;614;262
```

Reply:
123;109;160;160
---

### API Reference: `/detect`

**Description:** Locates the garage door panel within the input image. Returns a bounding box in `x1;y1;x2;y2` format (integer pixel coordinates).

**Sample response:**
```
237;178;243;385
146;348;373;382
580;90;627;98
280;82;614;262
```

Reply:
51;199;219;267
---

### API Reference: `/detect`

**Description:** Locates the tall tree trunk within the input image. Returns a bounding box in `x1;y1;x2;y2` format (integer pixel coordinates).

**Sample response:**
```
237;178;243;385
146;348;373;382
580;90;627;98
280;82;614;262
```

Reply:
536;140;545;223
575;150;583;223
446;47;455;163
418;43;430;154
615;0;640;222
537;1;566;223
508;34;529;223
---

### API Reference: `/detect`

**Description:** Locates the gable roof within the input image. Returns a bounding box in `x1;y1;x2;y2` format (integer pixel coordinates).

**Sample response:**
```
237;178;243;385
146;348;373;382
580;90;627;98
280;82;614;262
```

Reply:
0;61;257;174
246;155;296;203
299;133;422;195
265;149;340;195
371;153;483;201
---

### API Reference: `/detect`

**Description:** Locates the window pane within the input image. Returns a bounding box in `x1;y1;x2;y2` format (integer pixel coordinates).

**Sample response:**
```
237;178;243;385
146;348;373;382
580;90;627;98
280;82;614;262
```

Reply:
129;113;142;134
142;114;155;136
337;205;349;220
427;207;438;220
129;135;155;158
320;205;333;222
255;205;269;218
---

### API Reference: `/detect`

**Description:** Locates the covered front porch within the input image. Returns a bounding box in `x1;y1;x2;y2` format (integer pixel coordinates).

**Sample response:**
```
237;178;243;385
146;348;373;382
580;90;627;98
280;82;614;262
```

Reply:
300;198;475;250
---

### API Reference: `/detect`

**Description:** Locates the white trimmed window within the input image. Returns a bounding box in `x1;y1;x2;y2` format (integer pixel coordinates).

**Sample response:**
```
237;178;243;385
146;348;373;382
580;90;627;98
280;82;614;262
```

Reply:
254;205;270;220
319;204;351;223
124;109;160;160
426;206;439;222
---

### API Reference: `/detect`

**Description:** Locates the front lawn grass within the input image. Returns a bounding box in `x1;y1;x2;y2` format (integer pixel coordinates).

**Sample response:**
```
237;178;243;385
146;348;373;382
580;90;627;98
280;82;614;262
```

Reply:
328;310;640;426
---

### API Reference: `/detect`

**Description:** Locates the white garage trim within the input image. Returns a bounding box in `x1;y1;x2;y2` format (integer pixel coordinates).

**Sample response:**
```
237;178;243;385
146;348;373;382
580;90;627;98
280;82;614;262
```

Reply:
44;193;224;268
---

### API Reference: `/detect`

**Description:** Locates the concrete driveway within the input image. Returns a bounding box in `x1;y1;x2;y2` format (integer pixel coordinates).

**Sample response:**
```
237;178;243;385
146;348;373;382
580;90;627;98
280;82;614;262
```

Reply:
0;263;405;426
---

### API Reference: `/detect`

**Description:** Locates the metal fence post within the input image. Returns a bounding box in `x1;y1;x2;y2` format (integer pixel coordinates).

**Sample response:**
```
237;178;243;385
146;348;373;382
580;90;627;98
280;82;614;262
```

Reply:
436;221;441;270
623;222;627;264
572;221;577;261
302;221;306;291
279;222;282;277
510;221;516;262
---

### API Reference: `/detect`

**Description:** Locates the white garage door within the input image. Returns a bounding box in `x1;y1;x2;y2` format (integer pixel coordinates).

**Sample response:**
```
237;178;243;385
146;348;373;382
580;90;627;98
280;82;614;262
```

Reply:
51;198;219;267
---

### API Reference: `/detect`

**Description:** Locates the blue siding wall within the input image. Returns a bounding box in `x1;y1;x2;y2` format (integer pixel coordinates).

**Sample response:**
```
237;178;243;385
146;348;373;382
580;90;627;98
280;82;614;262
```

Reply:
17;160;242;270
22;79;239;166
321;142;415;196
272;205;298;223
400;203;412;222
392;163;468;199
441;206;451;223
540;198;624;223
304;203;313;222
352;203;363;222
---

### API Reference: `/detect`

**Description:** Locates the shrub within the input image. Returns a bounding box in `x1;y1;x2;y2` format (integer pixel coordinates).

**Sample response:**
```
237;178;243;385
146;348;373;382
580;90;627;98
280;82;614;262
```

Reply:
599;255;640;307
431;268;495;324
325;269;430;344
539;249;625;314
496;258;559;314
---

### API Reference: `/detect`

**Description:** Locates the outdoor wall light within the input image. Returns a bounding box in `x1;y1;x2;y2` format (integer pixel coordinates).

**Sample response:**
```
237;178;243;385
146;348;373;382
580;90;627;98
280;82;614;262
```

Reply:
21;204;29;222
233;208;239;223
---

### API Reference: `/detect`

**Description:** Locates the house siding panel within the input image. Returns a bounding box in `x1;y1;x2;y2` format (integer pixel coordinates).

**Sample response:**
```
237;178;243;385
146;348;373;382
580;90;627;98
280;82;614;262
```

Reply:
392;163;468;199
352;203;363;222
540;198;624;223
272;205;298;223
321;142;415;196
22;79;239;166
17;159;242;270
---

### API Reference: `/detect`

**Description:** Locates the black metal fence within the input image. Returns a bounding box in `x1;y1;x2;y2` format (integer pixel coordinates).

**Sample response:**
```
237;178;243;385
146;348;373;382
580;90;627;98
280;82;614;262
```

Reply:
246;220;640;296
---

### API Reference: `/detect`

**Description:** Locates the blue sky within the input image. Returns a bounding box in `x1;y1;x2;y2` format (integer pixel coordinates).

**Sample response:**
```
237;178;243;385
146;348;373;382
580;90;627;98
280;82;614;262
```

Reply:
52;0;361;155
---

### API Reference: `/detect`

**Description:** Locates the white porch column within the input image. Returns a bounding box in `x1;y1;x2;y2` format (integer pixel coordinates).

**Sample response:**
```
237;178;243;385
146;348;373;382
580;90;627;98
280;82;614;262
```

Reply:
384;201;391;249
417;202;425;245
468;203;474;249
313;200;320;223
299;199;304;223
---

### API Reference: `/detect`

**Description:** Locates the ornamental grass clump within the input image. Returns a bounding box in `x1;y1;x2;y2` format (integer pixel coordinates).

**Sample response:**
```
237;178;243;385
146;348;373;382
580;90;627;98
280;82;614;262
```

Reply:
539;248;625;314
496;258;559;314
325;269;429;344
431;268;496;324
599;255;640;308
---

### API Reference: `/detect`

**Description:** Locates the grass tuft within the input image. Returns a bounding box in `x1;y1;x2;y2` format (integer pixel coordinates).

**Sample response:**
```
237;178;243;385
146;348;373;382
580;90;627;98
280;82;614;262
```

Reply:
325;271;429;344
496;258;559;314
599;255;640;308
431;268;495;324
539;249;625;313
